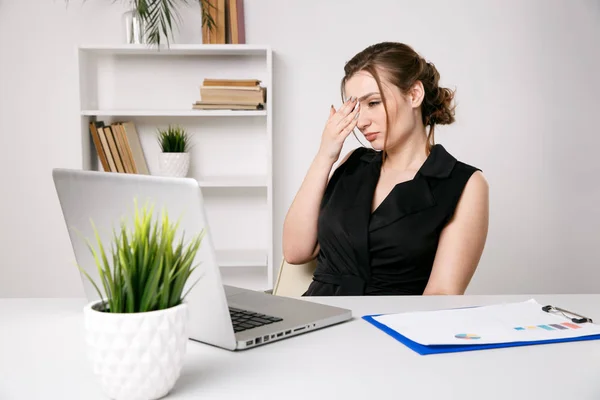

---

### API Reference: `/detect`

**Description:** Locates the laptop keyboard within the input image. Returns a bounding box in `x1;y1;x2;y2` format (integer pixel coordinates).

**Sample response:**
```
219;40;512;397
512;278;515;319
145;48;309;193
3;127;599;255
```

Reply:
229;307;283;333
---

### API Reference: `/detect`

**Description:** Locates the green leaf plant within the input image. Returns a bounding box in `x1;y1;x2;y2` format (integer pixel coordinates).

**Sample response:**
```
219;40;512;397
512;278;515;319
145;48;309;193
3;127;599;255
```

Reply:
157;125;191;153
134;0;216;47
78;198;205;313
65;0;217;47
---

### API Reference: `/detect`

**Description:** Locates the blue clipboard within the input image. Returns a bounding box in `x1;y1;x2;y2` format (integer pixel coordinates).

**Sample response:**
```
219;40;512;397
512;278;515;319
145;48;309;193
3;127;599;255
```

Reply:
362;313;600;356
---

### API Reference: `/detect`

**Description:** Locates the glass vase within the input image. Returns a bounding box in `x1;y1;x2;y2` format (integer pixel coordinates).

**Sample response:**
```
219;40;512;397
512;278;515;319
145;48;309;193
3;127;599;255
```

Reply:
123;8;145;44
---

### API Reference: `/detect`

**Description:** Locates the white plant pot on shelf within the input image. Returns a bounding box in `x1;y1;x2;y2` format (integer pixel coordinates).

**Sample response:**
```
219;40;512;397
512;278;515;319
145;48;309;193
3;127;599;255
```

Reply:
83;300;189;400
158;152;190;177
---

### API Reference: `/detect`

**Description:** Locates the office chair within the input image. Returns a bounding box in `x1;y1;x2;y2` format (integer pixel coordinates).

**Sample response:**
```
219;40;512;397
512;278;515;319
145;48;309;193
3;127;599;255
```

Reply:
271;257;316;297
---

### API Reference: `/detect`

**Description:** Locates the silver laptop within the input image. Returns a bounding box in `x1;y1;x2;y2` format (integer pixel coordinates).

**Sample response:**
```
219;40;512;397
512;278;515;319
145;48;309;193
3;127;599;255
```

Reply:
52;168;352;350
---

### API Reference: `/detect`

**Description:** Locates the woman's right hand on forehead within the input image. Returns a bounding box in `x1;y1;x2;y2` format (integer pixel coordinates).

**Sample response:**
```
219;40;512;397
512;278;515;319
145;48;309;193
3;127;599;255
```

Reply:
317;96;360;163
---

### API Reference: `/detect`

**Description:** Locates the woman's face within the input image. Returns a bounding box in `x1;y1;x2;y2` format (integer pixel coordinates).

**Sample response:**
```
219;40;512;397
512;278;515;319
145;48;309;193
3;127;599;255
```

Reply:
344;70;423;152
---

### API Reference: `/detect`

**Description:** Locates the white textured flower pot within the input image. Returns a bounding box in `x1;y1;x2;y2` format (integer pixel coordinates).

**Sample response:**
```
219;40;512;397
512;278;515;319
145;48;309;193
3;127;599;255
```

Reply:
83;300;189;400
158;152;190;177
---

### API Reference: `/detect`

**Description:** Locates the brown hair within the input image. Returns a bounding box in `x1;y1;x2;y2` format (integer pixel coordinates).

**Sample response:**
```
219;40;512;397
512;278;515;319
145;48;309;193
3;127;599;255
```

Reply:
340;42;456;154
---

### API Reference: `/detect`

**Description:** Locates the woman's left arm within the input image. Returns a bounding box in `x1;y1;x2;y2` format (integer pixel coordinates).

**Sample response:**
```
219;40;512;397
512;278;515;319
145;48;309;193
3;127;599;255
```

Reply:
423;171;490;295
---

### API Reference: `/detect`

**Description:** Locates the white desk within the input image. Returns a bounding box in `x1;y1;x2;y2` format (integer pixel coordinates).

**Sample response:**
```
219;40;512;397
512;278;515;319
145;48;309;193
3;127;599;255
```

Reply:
2;294;600;399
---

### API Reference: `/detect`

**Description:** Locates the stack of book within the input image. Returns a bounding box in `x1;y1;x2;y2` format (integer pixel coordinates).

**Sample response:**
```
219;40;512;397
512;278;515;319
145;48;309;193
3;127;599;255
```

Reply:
193;79;266;110
89;121;149;174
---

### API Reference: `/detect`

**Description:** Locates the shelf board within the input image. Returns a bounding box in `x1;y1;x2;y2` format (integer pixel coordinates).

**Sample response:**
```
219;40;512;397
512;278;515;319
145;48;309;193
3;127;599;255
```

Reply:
78;44;271;56
197;176;267;188
216;249;267;268
81;109;267;117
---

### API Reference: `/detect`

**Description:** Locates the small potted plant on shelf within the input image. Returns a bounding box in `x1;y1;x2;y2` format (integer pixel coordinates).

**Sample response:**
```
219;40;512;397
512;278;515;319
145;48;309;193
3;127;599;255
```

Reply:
157;125;191;178
80;199;205;400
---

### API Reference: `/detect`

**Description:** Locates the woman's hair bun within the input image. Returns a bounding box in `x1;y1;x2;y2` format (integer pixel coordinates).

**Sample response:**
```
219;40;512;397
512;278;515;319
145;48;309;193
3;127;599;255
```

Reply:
421;62;455;126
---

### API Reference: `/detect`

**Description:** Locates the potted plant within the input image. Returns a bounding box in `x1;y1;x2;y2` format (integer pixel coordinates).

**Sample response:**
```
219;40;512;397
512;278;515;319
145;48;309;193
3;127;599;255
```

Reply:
65;0;217;46
157;125;191;178
80;199;205;400
122;0;217;46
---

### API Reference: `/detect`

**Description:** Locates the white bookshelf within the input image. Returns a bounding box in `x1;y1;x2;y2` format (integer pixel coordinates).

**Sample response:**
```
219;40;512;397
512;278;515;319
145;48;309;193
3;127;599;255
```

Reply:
81;110;268;117
78;44;268;56
197;175;267;187
76;44;274;292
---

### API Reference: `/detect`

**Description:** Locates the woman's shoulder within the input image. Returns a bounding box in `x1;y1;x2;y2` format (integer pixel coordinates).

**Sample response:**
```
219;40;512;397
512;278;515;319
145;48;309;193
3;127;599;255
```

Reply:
331;146;376;175
453;161;488;199
442;147;488;204
429;145;488;221
426;144;487;197
429;144;482;180
342;146;375;163
322;147;376;205
340;146;379;168
454;159;482;178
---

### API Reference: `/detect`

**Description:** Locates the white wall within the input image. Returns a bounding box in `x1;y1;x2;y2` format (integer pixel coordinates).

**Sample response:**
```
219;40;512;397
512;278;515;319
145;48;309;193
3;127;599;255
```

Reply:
1;0;599;297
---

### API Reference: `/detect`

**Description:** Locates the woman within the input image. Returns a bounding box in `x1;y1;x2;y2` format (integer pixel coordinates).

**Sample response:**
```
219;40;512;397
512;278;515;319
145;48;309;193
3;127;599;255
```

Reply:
282;42;489;296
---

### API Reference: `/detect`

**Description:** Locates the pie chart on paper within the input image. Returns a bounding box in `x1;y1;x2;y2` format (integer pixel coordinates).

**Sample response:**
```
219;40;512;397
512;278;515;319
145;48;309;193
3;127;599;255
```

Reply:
455;333;481;340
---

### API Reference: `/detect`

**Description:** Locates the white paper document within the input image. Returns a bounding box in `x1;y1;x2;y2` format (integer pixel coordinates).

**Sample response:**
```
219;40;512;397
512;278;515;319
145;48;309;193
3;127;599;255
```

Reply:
372;299;600;346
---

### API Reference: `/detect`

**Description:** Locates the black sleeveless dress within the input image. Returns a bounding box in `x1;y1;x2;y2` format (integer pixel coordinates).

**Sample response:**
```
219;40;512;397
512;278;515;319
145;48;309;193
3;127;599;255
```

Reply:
302;144;481;296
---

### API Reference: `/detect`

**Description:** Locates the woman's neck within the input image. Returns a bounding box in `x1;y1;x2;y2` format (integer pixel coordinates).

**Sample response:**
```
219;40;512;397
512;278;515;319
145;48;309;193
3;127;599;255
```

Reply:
382;130;429;173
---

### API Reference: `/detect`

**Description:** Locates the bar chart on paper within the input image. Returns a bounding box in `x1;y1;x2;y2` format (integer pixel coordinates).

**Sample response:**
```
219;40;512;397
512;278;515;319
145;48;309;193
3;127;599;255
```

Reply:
513;322;582;331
